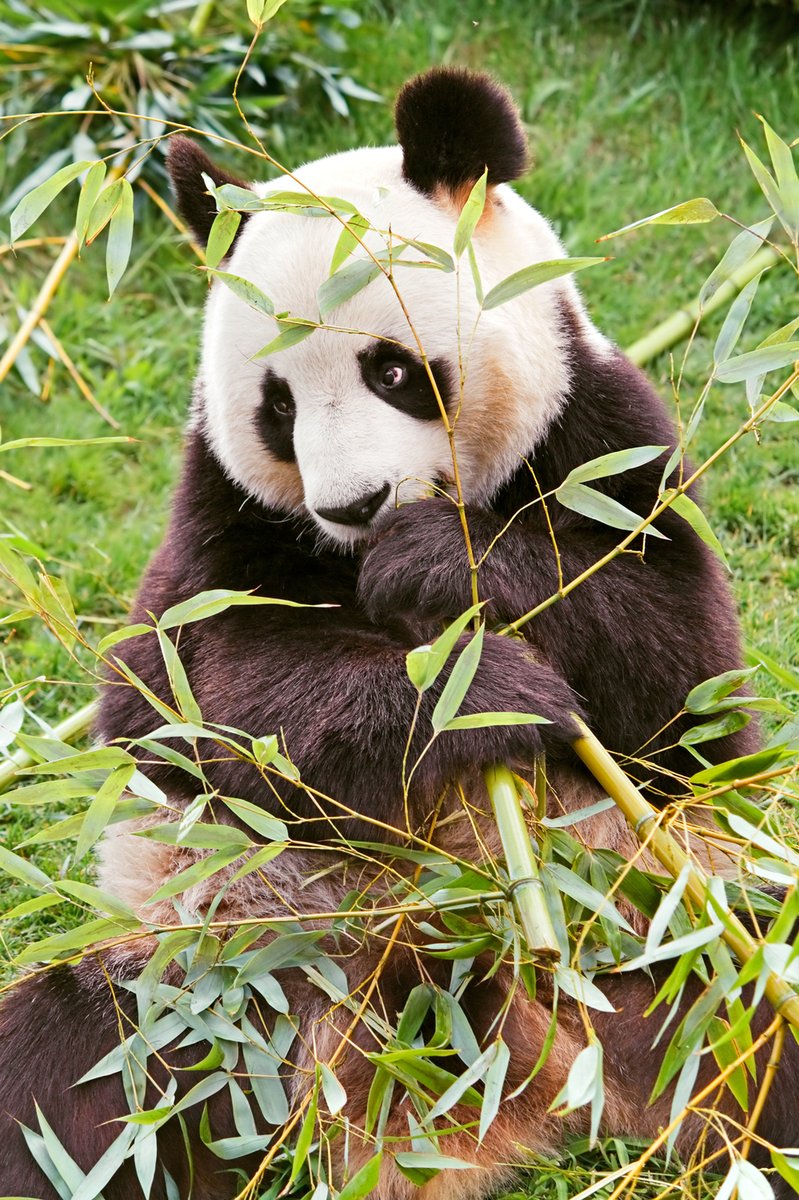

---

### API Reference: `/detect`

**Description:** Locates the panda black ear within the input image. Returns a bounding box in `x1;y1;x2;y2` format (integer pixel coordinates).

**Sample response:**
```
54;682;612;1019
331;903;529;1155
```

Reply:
394;68;529;198
166;136;251;248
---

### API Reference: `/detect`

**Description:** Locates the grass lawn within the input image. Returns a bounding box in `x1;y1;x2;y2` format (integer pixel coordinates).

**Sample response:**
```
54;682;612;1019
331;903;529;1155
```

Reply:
0;1;797;1195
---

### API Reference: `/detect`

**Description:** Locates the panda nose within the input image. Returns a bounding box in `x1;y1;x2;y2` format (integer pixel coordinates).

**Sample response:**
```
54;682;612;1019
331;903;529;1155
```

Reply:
315;482;390;527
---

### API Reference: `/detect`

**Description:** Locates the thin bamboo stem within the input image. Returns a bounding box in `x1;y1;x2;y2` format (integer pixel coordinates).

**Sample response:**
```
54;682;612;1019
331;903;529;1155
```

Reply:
485;763;560;960
624;246;780;366
571;716;799;1031
0;699;95;794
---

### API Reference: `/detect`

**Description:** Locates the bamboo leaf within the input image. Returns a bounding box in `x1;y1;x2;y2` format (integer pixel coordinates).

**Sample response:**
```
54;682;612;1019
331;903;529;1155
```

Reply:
106;178;134;297
205;268;275;317
714;342;799;383
338;1153;383;1200
206;210;241;269
563;445;667;487
699;216;773;305
75;161;107;251
406;603;483;691
319;1062;347;1114
443;710;549;730
714;270;766;364
75;762;136;861
85;178;124;245
0;844;52;888
662;490;729;568
159;588;320;629
685;668;758;714
478;1039;510;1144
599;197;720;241
147;847;244;903
482;257;606;310
329;212;370;274
453;169;487;258
679;710;750;746
255;321;316;359
431;625;485;732
741;131;797;243
317;258;381;319
556;481;667;538
10;160;91;243
218;794;288;842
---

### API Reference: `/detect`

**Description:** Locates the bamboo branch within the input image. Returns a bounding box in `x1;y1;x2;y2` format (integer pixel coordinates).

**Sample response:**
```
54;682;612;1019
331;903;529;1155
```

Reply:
485;763;560;961
571;716;799;1031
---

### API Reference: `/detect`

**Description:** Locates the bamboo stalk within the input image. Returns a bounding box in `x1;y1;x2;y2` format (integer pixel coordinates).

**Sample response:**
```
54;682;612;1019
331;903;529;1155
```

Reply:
624;246;780;366
485;763;560;961
571;716;799;1031
0;699;95;794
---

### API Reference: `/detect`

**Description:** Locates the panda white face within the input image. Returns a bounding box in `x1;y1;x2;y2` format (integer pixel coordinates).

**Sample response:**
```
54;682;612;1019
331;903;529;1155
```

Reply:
193;99;607;547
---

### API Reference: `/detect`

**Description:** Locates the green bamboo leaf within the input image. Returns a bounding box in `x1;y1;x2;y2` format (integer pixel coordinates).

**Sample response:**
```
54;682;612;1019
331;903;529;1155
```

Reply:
699;216;773;305
772;1151;799;1194
247;0;289;27
206;209;242;269
10;160;91;243
685;668;758;714
679;710;750;746
0;435;131;453
235;931;325;984
75;161;107;251
329;212;370;274
85;178;124;245
218;794;288;841
556;481;667;538
467;240;484;304
599;197;720;242
758;315;799;348
34;1104;86;1191
205;268;274;316
289;1082;318;1183
478;1039;510;1144
69;1126;136;1200
317;258;381;319
106;178;134;297
319;1062;347;1114
442;710;549;730
97;622;154;655
400;237;455;271
406;602;483;692
0;845;52;888
745;646;799;693
754;120;799;241
75;762;136;861
431;625;485;732
543;864;634;930
338;1153;383;1200
426;1041;498;1122
255;321;316;359
147;847;244;903
156;627;202;724
563;444;667;487
482;257;607;310
661;490;729;568
2;892;63;920
714;341;799;383
714;270;766;364
16;916;139;964
159;588;322;629
395;1152;474;1179
453;169;487;258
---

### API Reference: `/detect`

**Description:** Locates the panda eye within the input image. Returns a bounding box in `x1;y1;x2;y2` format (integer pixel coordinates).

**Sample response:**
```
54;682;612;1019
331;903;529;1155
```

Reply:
273;395;294;417
379;363;408;389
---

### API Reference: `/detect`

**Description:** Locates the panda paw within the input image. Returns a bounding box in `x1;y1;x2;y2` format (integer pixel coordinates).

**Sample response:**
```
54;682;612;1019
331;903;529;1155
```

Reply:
359;498;480;630
417;631;582;780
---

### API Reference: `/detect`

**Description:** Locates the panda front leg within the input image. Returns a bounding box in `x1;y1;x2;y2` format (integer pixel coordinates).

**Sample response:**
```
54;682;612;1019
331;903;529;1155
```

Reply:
100;614;583;838
357;497;757;794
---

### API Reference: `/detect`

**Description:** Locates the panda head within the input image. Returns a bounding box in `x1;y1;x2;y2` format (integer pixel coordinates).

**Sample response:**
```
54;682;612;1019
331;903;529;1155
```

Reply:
169;69;602;547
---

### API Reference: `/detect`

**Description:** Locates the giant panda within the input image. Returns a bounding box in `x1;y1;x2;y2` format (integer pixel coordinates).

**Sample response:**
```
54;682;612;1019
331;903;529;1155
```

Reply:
1;68;797;1200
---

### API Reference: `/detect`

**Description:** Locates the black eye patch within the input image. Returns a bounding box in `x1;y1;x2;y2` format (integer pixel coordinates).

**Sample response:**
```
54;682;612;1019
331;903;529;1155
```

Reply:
255;370;296;463
358;344;453;421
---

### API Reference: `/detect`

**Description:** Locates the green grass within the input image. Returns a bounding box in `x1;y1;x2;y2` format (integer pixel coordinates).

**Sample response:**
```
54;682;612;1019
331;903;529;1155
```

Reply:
0;1;797;1195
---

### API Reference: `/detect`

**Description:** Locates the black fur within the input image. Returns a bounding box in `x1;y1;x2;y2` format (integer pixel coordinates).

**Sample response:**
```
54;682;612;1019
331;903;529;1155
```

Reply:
395;68;529;195
166;135;251;248
358;343;454;421
257;369;296;462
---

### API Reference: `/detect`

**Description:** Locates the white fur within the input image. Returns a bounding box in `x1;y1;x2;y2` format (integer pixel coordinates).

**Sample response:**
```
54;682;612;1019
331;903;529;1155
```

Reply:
199;145;609;545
